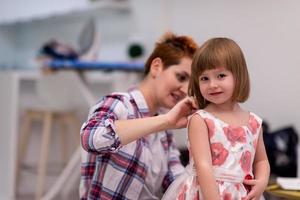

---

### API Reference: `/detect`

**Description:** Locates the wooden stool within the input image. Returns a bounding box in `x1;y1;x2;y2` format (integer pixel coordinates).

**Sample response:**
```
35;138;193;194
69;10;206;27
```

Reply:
15;109;81;200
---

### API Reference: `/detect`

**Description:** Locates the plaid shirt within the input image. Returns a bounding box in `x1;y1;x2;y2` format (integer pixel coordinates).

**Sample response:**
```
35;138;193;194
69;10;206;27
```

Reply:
80;88;184;200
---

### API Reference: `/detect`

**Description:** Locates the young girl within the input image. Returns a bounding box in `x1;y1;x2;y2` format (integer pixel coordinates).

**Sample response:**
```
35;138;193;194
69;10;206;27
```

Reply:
162;38;270;200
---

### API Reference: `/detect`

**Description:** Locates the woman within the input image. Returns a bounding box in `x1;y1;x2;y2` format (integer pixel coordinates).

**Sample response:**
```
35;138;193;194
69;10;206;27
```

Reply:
80;32;198;200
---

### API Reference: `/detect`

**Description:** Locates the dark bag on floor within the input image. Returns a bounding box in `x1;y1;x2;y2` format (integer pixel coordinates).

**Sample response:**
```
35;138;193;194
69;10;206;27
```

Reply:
263;125;298;177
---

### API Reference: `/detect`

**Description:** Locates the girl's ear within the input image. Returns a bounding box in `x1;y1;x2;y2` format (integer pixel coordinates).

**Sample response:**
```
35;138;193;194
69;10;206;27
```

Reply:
149;57;163;78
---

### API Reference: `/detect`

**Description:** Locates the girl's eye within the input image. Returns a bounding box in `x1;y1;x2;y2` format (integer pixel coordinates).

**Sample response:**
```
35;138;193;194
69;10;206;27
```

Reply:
176;73;188;82
217;73;226;79
199;76;208;81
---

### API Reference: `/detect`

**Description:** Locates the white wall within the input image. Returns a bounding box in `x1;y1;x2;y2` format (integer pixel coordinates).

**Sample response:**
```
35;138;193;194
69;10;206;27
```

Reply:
0;26;16;68
131;0;300;133
130;0;300;176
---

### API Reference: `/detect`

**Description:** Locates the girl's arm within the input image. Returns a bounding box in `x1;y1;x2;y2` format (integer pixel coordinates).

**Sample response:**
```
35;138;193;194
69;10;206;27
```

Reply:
188;114;220;200
244;129;270;199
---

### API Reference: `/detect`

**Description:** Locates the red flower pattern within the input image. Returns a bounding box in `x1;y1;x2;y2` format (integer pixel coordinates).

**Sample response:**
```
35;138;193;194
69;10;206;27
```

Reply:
177;184;188;200
211;143;229;166
171;111;262;199
223;126;246;146
248;115;260;134
204;118;215;138
240;151;252;173
193;191;199;200
235;183;240;191
243;174;253;194
223;192;232;200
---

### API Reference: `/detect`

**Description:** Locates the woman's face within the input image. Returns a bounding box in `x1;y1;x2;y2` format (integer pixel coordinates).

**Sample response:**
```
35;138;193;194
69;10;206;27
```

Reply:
155;57;192;109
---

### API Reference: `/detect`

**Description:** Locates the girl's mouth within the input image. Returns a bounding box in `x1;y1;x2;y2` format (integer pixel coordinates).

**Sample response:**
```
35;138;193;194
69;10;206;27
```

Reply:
209;92;222;96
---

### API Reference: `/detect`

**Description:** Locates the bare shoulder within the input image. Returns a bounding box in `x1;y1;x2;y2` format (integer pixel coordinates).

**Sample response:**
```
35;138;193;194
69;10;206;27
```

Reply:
188;112;208;134
189;112;205;125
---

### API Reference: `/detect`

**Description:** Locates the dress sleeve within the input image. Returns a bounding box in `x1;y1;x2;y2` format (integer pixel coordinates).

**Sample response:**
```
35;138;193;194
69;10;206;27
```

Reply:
80;94;129;154
162;131;185;191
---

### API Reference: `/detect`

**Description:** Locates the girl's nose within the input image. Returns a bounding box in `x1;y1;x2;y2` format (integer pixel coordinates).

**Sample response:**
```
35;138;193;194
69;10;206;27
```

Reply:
209;80;218;88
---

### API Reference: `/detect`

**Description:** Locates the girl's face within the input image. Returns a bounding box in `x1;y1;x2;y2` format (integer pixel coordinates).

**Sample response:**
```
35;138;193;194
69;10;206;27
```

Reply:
155;57;192;109
199;67;235;106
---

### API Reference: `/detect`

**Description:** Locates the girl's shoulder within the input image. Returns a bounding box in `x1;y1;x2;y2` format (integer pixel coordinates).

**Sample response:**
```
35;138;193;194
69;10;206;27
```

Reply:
248;111;263;134
249;111;262;120
249;111;263;125
193;109;215;119
188;110;215;127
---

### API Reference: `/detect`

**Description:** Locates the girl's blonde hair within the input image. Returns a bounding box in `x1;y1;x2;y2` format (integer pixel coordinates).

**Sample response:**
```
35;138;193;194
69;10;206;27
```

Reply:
188;37;250;109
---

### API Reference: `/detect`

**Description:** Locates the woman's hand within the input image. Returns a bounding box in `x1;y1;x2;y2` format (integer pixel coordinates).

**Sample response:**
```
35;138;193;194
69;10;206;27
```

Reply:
164;96;198;129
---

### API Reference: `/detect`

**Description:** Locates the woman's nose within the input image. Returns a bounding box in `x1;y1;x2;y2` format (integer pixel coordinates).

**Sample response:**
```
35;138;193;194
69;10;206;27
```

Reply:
180;81;189;95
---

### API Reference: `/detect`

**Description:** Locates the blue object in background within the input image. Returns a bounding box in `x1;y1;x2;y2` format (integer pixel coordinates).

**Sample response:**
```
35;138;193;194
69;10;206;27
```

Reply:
48;60;144;72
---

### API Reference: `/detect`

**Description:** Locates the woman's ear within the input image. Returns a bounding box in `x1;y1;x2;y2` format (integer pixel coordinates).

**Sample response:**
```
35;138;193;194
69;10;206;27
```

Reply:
149;57;163;78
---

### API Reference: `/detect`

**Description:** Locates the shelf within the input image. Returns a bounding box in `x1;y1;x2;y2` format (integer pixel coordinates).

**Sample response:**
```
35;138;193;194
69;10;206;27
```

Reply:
0;0;130;26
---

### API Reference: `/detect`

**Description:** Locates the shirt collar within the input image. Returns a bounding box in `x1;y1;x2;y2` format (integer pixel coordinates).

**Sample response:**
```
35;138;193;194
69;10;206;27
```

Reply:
128;87;151;117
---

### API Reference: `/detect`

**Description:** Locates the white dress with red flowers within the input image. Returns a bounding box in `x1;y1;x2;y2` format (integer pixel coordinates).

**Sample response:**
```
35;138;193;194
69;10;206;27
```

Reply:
162;110;263;200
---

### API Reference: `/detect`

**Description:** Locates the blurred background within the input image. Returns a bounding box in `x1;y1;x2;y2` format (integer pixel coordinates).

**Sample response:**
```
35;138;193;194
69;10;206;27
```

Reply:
0;0;299;199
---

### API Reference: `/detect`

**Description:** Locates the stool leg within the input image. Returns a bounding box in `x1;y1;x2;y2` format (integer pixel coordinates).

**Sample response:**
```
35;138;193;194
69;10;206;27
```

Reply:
58;115;68;167
36;112;53;200
66;113;81;146
15;110;34;192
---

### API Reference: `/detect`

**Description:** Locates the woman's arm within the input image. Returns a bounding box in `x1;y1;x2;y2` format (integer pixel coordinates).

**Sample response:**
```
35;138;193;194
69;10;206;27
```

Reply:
188;114;220;200
116;96;196;145
244;129;270;199
80;94;128;153
81;95;196;153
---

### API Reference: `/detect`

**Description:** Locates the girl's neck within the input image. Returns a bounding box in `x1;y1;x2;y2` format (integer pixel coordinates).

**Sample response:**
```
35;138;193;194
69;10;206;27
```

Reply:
205;101;241;114
205;102;249;128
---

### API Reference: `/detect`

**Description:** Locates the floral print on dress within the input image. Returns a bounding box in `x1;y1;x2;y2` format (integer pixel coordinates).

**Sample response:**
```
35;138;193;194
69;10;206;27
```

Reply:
223;192;232;200
177;184;188;200
162;110;263;200
240;151;252;174
223;126;246;146
177;179;199;200
211;143;229;166
204;118;215;138
248;115;260;134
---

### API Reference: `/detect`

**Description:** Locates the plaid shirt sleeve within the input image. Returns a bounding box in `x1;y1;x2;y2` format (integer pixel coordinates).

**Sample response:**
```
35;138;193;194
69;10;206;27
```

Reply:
162;131;185;192
80;94;129;154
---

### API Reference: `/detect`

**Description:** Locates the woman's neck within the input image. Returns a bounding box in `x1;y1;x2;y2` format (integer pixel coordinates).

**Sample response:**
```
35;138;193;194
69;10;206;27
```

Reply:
138;79;158;116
